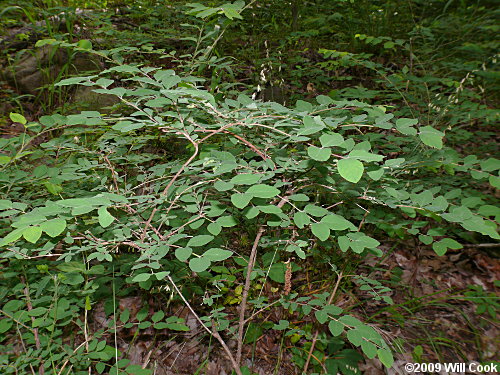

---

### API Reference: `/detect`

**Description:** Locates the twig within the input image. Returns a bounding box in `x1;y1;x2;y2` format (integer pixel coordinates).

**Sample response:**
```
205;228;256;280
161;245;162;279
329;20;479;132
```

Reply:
243;299;281;324
303;271;343;374
236;227;265;365
140;133;199;241
464;243;500;248
236;191;294;366
21;276;43;375
167;276;242;375
303;331;319;374
102;154;119;192
6;247;63;259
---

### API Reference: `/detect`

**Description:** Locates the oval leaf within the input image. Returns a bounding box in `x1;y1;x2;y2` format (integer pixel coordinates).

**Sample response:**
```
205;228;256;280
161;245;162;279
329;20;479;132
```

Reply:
98;207;114;228
419;126;444;149
189;257;211;273
187;235;214;247
23;226;42;243
40;218;66;237
307;146;332;161
311;222;330;241
10;112;27;125
337;158;364;183
231;193;252;209
203;248;232;262
230;174;261;185
246;184;280;199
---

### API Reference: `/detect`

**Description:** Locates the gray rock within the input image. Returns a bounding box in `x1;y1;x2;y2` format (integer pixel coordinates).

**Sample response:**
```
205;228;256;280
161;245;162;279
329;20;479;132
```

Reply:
71;86;120;113
256;86;287;105
3;45;102;97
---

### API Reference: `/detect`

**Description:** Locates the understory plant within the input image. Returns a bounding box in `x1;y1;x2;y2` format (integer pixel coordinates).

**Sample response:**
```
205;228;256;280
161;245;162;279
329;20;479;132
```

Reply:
0;37;498;374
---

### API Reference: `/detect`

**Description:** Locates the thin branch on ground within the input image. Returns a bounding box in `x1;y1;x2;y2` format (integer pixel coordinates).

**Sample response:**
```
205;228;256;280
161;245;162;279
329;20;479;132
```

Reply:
167;275;242;375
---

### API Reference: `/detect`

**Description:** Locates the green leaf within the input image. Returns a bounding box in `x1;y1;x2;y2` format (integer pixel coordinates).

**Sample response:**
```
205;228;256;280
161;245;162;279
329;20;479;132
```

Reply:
395;118;417;135
419;126;444;149
337;159;364;183
216;216;238;227
214;180;234;191
124;365;151;375
304;204;329;217
246;184;280;198
315;309;328;324
155;271;169;280
231;193;252;209
112;121;144;132
132;273;151;282
289;194;309;202
419;235;433;245
28;307;47;317
377;348;394;368
40;218;66;237
320;133;344;147
77;39;92;49
328;320;344;336
367;168;384;181
298;116;325;135
165;322;190;331
441;206;473;222
432;238;462;256
324;305;343;315
151;311;165;323
120;309;130;323
222;6;243;19
245;206;260;219
307;146;332;161
187;235;214;247
43;181;63;195
23;226;42;243
96;362;105;374
272;320;289;330
0;318;13;334
311;222;330;241
339;315;363;327
230;174;262;185
203;248;232;261
361;341;378;359
95;78;114;88
258;205;282;214
321;214;355;231
293;212;310;229
98;207;114;228
3;300;24;312
207;222;222;236
175;247;192;261
480;158;499;172
9;112;27;125
268;263;286;283
489;175;500;189
348;150;384;162
346;329;363;347
189;257;211;273
0;228;26;246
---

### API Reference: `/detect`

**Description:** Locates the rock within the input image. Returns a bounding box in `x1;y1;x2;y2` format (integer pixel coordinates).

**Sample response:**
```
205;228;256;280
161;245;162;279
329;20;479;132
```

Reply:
71;86;120;113
3;45;102;97
255;86;287;105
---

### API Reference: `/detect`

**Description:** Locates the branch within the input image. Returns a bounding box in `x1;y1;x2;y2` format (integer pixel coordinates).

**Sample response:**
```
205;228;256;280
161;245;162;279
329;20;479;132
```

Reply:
236;190;294;366
167;276;242;375
303;271;343;374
